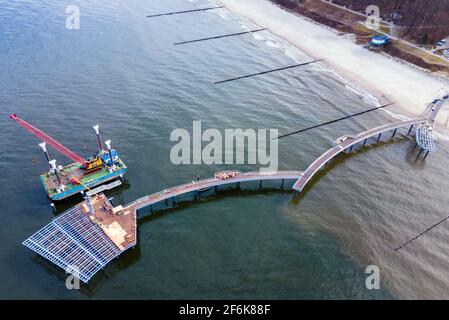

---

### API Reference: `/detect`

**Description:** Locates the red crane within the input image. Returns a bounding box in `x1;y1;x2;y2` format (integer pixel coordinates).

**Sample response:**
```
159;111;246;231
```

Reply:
10;114;87;165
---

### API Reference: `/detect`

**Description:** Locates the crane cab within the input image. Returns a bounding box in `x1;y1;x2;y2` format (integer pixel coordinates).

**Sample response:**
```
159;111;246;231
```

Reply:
82;156;103;173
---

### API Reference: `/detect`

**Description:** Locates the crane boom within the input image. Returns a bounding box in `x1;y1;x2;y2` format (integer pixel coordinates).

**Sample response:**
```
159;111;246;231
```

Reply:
9;114;87;165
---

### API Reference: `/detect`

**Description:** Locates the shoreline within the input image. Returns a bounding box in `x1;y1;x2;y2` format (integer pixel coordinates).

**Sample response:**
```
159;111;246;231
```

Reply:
218;0;449;129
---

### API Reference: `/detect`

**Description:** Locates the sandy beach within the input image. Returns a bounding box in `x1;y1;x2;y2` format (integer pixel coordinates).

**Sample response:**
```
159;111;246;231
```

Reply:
219;0;449;127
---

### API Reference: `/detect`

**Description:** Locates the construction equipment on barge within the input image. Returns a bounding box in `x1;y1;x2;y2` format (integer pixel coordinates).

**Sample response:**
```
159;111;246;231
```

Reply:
9;114;127;201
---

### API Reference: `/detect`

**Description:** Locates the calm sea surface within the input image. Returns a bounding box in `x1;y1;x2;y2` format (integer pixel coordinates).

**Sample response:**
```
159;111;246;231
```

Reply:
1;0;449;299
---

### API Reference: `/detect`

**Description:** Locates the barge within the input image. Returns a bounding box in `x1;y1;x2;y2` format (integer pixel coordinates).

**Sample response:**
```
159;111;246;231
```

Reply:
10;114;127;201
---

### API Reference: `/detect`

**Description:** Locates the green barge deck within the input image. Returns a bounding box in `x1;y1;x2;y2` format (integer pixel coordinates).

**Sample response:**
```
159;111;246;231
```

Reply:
40;158;127;201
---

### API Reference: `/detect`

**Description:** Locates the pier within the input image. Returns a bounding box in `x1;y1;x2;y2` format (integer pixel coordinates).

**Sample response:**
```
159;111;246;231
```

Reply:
23;171;302;283
292;117;426;191
23;194;136;283
127;170;303;212
293;95;448;192
22;95;448;283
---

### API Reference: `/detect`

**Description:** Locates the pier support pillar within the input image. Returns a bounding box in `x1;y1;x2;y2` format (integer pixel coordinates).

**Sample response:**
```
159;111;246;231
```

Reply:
363;139;367;146
259;180;263;188
236;182;240;189
349;145;354;153
417;148;424;159
281;179;285;190
165;199;168;205
172;197;176;205
377;133;382;142
214;186;218;192
424;151;430;159
408;125;414;135
392;128;398;138
150;205;153;214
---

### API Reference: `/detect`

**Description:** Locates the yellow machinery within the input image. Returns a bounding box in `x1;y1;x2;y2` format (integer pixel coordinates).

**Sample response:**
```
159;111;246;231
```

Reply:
83;156;103;173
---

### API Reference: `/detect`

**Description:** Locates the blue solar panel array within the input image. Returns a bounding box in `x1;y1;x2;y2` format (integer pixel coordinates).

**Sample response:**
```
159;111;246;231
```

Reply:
23;204;121;283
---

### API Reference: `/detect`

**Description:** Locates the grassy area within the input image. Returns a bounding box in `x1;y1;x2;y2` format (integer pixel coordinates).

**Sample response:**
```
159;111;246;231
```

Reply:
272;0;449;75
395;41;449;67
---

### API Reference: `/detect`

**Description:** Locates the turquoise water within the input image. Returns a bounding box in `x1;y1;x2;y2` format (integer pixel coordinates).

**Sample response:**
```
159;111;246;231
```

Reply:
1;0;449;299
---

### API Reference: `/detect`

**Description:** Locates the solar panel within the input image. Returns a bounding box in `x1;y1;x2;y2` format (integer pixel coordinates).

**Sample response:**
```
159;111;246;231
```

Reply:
23;204;121;283
416;124;435;152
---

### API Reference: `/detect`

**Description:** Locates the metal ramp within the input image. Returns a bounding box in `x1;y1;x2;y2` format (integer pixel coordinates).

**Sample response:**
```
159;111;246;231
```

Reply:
23;205;121;283
416;124;435;152
86;180;122;197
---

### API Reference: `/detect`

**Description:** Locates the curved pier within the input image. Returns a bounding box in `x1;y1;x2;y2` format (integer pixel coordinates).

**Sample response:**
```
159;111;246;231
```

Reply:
127;171;304;211
292;117;425;191
293;94;448;192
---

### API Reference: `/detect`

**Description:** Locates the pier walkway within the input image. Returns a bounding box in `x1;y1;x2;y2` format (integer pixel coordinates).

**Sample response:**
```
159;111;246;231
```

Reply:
292;117;426;191
126;171;304;212
293;94;448;192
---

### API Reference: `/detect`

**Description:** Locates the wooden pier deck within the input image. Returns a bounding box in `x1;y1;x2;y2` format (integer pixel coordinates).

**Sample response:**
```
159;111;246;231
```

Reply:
126;171;304;212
